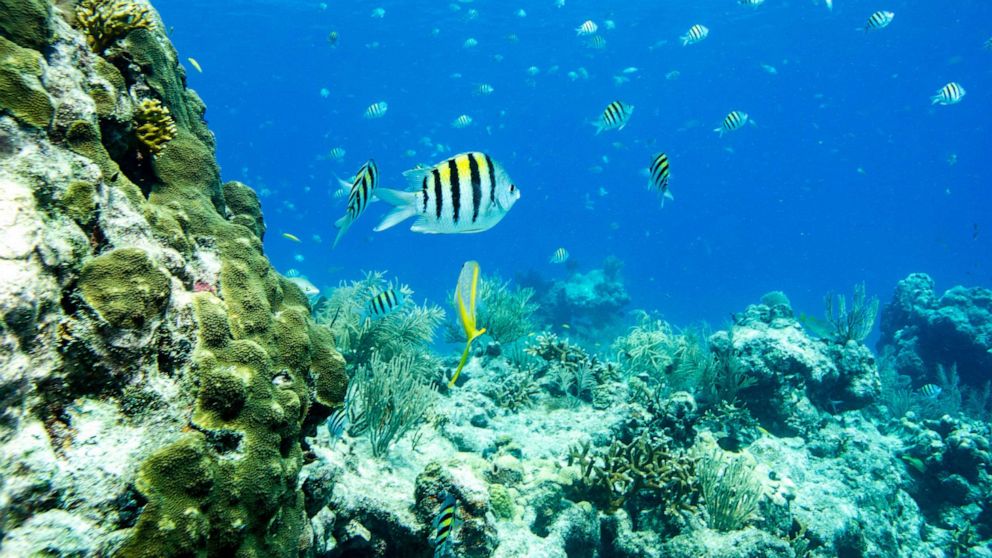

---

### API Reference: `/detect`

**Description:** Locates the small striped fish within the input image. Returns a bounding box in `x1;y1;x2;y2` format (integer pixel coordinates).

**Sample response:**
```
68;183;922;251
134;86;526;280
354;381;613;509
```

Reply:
367;289;404;318
333;160;378;248
363;101;388;119
475;83;494;96
452;114;473;128
919;384;942;399
326;408;348;441
648;152;674;207
584;34;607;50
863;11;894;32
374;152;520;234
327;147;346;161
714;110;752;137
576;20;597;35
931;82;966;106
681;24;709;46
740;0;764;6
431;492;458;555
550;248;569;264
595;101;634;134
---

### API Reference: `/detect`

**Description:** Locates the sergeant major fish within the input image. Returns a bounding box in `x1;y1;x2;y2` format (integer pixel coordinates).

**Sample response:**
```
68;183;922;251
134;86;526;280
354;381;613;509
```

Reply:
595;101;634;134
550;248;569;264
714;110;753;137
648;152;674;207
333;160;378;248
431;492;458;557
931;82;966;105
367;289;405;318
862;11;894;32
576;20;598;35
374;152;520;234
681;24;709;46
364;101;388;119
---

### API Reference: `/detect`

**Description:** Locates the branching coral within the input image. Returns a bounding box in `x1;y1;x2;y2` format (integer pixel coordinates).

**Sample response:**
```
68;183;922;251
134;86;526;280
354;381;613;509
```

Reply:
566;434;699;520
824;281;879;343
134;98;176;154
475;274;540;344
524;332;619;405
75;0;155;53
613;314;720;398
697;445;764;531
345;351;437;457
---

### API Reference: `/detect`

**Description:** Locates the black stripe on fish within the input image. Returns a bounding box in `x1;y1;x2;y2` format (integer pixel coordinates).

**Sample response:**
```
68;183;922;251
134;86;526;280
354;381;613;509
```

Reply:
449;158;461;223
468;153;482;222
433;168;444;220
422;176;429;214
485;153;496;205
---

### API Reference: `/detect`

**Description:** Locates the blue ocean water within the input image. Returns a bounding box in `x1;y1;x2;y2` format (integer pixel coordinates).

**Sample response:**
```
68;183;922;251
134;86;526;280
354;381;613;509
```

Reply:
155;0;991;331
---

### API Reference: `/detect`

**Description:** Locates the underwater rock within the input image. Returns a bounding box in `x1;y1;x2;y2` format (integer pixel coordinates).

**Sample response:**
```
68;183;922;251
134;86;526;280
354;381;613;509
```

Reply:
879;273;992;387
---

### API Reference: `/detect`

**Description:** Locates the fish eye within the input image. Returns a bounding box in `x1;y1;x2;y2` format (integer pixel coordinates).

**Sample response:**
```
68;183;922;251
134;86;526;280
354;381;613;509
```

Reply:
509;184;516;193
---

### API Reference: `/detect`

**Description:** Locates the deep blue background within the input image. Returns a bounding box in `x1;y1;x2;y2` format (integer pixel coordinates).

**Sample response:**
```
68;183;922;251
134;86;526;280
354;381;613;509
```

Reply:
154;0;991;330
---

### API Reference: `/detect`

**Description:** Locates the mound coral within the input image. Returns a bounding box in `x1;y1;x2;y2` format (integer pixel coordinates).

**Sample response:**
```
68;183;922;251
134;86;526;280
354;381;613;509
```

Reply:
75;0;155;52
134;98;176;154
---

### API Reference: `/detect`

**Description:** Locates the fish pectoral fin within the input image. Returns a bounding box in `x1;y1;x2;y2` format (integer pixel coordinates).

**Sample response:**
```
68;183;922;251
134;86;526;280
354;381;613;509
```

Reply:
410;217;443;234
375;206;417;232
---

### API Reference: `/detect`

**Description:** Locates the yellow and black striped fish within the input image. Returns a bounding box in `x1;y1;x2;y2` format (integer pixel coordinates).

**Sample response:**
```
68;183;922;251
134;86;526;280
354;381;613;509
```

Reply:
374;152;520;234
681;24;709;46
550;247;569;264
918;384;942;398
595;101;634;134
333;160;378;248
431;492;457;556
366;289;404;318
648;152;674;207
714;110;751;137
363;101;388;119
863;11;894;31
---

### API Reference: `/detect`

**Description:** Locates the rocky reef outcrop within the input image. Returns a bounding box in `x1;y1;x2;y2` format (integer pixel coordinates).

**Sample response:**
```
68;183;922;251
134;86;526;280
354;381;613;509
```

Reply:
0;1;345;556
878;272;992;387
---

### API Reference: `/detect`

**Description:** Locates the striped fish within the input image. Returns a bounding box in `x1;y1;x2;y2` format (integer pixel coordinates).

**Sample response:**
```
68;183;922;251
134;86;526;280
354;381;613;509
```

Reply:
739;0;764;6
919;384;942;399
584;34;607;50
550;248;569;264
374;152;520;234
333;160;378;248
475;83;495;96
985;37;992;50
576;20;597;35
681;24;709;46
367;289;404;318
363;101;388;119
714;110;752;137
452;114;473;128
431;492;458;556
931;82;966;106
648;152;674;207
327;147;346;161
326;407;348;441
863;11;894;31
595;101;634;134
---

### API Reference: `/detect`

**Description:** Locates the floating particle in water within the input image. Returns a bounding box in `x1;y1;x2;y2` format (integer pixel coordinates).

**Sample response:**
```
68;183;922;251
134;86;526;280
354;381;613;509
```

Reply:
319;87;330;98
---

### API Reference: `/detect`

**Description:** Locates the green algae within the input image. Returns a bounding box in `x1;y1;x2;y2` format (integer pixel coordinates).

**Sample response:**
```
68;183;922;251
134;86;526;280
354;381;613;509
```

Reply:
0;0;52;51
0;36;54;129
61;180;97;226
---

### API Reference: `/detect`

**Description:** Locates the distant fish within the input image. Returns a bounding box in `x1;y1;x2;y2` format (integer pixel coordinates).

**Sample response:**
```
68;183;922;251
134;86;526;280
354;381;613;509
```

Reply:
327;31;338;46
287;277;320;297
622;67;639;74
985;37;992;50
374;152;520;234
931;82;966;105
824;0;833;11
576;20;598;35
761;64;778;75
326;407;348;441
463;38;478;48
919;384;942;398
370;7;385;18
431;492;458;556
665;70;681;80
333;159;379;248
364;101;388;119
739;0;764;6
714;110;753;137
282;232;302;242
556;0;565;7
681;24;709;46
648;152;674;206
327;147;346;161
603;20;616;30
584;35;607;50
595;101;634;134
475;83;495;96
550;247;569;264
452;114;473;128
863;11;894;32
367;289;405;318
187;57;203;72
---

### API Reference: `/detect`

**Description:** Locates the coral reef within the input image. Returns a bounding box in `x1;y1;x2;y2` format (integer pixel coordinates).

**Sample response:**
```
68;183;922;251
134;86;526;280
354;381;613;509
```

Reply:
525;256;630;338
879;272;992;387
133;98;177;154
0;2;345;555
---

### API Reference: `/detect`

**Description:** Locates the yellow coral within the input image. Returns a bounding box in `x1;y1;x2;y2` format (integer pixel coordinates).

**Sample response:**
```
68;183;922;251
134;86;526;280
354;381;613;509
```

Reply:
134;98;176;154
75;0;154;52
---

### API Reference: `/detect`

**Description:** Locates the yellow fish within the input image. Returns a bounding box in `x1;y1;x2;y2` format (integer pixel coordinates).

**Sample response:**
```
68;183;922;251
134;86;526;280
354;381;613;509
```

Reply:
187;57;203;73
282;232;301;243
450;261;485;387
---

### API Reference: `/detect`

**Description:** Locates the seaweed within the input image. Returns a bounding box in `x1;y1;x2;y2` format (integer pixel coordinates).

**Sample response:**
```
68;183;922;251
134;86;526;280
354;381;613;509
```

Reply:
824;281;879;343
696;445;764;531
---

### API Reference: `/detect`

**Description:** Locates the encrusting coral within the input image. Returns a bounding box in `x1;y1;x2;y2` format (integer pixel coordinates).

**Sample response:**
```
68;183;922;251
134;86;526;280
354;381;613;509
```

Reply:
133;98;176;154
75;0;155;52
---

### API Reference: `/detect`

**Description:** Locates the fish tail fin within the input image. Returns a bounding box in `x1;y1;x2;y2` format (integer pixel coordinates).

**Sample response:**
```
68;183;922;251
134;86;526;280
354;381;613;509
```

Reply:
930;95;940;105
663;190;675;208
332;215;350;249
374;188;418;232
749;118;758;128
713;127;724;137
